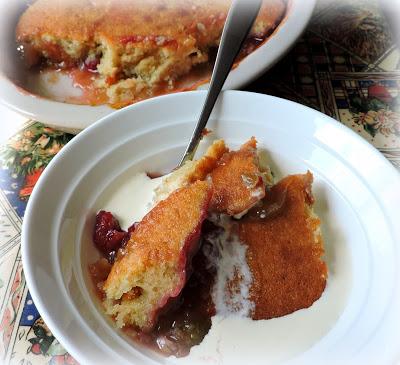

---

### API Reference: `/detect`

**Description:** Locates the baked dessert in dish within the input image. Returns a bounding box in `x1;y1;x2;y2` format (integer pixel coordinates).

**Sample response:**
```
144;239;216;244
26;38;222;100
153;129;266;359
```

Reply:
16;0;287;107
89;137;327;357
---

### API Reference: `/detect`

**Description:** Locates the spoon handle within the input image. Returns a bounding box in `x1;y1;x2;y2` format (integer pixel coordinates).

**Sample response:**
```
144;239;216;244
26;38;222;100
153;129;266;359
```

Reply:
179;0;262;166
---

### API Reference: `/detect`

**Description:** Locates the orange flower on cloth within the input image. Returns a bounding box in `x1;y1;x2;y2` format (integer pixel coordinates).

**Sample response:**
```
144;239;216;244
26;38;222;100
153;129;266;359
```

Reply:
0;122;74;200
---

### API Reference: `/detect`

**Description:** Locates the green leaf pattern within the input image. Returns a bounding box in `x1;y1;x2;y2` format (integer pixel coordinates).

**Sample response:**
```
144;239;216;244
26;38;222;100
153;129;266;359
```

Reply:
0;123;74;178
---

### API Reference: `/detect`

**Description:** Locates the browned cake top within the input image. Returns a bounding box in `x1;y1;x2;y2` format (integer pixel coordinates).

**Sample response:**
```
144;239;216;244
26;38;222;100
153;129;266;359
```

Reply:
237;172;327;320
210;137;266;216
17;0;105;42
187;140;229;184
104;180;211;288
16;0;286;46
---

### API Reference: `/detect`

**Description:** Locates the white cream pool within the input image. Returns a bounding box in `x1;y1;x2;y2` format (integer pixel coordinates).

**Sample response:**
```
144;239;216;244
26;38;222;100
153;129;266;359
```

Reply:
93;171;352;365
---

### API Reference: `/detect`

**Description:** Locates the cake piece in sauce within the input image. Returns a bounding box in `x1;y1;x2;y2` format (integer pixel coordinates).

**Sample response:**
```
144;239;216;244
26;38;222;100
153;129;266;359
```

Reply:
210;137;270;216
236;172;327;319
155;138;271;217
103;180;212;330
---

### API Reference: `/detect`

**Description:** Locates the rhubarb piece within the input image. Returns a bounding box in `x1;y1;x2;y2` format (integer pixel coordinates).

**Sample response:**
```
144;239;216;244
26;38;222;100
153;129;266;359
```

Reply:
236;172;327;319
210;137;268;216
103;180;212;330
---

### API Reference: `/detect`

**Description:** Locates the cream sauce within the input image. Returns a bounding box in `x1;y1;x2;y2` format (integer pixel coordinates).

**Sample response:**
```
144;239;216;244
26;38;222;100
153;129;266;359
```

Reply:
206;214;254;317
99;172;162;230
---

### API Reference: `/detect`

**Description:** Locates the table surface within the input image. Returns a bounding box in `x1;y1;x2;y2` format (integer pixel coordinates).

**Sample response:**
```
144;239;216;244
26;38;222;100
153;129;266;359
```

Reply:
1;0;399;364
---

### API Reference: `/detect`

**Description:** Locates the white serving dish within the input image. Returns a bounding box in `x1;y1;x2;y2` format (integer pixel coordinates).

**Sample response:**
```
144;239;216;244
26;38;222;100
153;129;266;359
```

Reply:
0;0;315;131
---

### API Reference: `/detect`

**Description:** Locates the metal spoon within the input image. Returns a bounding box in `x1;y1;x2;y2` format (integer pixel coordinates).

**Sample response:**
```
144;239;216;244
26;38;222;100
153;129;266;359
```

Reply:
179;0;263;166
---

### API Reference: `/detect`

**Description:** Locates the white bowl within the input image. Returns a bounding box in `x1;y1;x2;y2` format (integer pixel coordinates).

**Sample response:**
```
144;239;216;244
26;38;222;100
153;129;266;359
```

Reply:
21;91;400;365
0;0;315;131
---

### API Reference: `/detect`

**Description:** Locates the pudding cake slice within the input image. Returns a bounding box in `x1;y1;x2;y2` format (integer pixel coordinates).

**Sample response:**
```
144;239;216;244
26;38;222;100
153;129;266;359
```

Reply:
103;180;212;330
154;138;271;216
209;137;271;216
236;172;328;319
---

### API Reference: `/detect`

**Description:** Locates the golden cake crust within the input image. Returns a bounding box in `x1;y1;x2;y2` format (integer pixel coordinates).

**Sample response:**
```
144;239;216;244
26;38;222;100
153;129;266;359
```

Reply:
154;138;269;217
153;139;228;205
16;0;286;45
210;137;267;216
103;180;212;330
16;0;103;42
237;172;328;320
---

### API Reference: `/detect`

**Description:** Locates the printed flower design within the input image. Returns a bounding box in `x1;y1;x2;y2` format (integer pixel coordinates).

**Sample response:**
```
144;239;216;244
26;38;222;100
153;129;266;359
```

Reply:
354;109;400;137
49;354;80;365
27;318;79;364
0;122;74;199
28;318;55;356
350;83;400;138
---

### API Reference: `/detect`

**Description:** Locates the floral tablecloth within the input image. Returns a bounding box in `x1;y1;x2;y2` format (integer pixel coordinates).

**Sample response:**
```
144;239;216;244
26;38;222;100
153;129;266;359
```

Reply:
0;0;399;364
